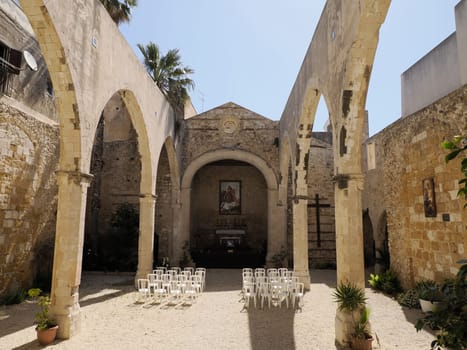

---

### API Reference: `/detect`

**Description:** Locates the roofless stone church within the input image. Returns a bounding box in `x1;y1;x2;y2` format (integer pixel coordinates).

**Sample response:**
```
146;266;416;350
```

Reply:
0;0;465;345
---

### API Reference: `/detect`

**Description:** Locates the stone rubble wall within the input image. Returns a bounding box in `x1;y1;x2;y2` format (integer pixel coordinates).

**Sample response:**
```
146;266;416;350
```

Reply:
0;98;58;296
363;85;467;288
306;134;336;268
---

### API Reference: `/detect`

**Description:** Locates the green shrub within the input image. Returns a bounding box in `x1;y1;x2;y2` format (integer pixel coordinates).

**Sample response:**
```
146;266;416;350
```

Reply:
0;289;27;305
416;261;467;350
397;288;421;309
368;269;401;295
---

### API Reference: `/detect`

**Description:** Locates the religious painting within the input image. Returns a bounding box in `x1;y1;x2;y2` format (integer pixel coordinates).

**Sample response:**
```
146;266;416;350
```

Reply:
219;181;241;215
422;177;437;217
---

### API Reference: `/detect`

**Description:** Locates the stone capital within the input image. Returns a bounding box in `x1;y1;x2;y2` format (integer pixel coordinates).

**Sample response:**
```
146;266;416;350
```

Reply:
139;193;157;204
55;170;93;187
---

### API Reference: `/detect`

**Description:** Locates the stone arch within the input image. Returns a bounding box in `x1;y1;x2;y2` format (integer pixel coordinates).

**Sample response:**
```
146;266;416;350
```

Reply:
20;0;171;339
179;149;279;265
279;132;293;198
154;136;181;263
182;150;277;190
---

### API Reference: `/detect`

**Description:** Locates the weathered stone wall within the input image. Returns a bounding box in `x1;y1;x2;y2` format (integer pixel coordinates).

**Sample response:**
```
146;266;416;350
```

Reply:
182;103;276;252
363;86;467;288
182;102;279;177
155;146;173;261
0;97;58;296
306;132;336;268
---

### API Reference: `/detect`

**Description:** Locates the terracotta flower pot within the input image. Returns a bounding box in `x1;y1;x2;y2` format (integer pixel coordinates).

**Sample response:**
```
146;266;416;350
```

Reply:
352;335;373;350
36;325;59;345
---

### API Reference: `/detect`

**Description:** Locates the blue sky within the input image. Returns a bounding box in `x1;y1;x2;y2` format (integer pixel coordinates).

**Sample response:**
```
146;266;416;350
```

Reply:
121;1;459;136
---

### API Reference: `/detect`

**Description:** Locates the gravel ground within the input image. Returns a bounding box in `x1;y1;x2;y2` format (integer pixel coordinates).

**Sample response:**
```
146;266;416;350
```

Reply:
0;269;433;350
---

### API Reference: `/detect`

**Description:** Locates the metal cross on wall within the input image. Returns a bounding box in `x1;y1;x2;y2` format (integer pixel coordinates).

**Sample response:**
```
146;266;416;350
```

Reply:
307;194;331;247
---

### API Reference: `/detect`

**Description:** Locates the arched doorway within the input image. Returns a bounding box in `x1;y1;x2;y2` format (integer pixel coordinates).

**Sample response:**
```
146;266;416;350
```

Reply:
190;159;268;267
362;209;375;267
83;93;141;272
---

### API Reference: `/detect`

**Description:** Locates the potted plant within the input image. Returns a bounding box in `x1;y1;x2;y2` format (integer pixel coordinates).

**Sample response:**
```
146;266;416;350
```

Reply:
416;260;467;350
352;308;374;350
333;281;373;349
417;281;446;313
27;288;58;345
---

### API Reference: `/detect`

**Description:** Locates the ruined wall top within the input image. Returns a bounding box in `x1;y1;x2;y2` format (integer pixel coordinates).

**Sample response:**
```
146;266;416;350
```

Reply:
401;0;467;117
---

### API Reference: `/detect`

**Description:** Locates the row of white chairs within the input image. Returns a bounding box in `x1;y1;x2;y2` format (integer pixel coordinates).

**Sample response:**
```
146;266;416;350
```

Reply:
137;267;206;305
241;268;304;310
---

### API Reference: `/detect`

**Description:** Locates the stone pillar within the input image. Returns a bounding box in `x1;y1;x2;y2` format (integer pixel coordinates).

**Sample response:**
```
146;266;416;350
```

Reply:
334;173;365;347
266;188;286;264
51;170;92;339
171;188;182;265
177;186;191;265
292;198;310;289
135;194;156;283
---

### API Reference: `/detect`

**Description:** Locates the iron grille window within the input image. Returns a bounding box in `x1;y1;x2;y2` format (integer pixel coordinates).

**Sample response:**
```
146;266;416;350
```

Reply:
0;41;22;95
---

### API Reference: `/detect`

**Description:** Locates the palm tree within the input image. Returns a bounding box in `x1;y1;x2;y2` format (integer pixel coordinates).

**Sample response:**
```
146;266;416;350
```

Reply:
100;0;137;25
137;41;194;111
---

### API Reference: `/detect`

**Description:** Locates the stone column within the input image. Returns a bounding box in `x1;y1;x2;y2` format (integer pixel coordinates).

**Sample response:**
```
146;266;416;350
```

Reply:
177;186;191;265
266;188;286;264
334;173;365;347
171;188;182;265
135;194;156;283
50;170;92;339
292;198;310;289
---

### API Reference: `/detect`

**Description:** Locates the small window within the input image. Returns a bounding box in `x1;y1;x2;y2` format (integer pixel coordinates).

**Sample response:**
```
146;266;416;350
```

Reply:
0;41;22;94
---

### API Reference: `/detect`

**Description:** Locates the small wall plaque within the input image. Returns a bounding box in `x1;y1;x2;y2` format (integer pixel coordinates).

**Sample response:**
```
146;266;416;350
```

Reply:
442;213;450;222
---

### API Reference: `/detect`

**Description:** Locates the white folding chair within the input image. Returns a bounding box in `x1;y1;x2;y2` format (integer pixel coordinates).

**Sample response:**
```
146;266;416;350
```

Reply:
192;275;203;294
290;282;304;309
258;282;271;309
171;267;182;274
242;268;253;274
183;280;199;304
195;270;206;292
243;282;256;309
153;279;167;303
147;273;158;295
270;281;288;308
267;268;278;276
136;279;150;302
168;280;183;303
278;268;289;277
184;267;195;276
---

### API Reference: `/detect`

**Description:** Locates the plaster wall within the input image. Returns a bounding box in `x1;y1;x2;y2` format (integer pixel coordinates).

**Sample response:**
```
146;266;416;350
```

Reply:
401;1;467;117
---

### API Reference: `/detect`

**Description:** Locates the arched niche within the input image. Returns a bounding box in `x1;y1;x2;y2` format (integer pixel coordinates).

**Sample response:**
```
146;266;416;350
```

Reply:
180;149;278;267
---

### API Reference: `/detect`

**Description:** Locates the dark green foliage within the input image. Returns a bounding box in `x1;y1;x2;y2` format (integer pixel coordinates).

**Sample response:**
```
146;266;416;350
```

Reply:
397;288;421;309
28;288;56;330
353;307;371;339
397;280;441;308
368;269;401;295
0;289;27;305
101;202;139;271
100;0;137;25
415;261;467;350
137;42;194;112
442;135;467;207
333;281;367;312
